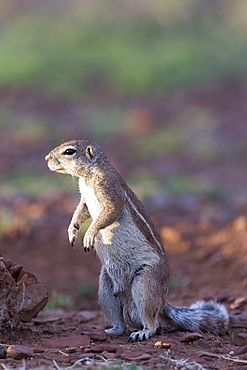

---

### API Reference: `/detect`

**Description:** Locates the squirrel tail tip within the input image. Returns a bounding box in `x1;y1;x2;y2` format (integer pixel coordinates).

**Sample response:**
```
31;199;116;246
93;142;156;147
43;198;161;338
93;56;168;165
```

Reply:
162;300;229;335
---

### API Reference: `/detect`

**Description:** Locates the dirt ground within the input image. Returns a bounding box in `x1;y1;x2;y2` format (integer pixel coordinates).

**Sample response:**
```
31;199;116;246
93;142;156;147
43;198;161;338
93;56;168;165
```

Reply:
0;85;247;369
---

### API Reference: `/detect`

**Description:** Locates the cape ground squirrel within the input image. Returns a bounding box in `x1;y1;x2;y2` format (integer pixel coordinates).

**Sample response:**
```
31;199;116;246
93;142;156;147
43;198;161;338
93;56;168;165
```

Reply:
45;140;229;342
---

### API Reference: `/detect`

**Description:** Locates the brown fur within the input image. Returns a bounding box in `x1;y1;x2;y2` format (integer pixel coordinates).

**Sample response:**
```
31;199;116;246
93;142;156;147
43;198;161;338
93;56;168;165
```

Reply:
45;140;229;342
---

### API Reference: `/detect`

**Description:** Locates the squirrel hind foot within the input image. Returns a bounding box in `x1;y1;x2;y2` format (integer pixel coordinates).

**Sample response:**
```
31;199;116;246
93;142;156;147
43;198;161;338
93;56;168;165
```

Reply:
128;329;155;342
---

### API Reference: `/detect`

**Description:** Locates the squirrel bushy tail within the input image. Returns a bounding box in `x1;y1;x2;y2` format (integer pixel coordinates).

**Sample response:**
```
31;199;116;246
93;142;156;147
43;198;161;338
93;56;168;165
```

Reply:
161;300;229;335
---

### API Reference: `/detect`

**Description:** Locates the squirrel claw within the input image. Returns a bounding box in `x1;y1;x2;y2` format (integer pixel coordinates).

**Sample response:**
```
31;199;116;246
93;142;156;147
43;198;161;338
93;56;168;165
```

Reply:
83;245;93;253
69;235;76;248
68;225;78;247
128;335;136;343
83;229;96;252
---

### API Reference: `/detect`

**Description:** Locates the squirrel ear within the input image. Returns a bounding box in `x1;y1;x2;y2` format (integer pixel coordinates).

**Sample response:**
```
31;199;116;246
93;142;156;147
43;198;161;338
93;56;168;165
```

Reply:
86;146;94;158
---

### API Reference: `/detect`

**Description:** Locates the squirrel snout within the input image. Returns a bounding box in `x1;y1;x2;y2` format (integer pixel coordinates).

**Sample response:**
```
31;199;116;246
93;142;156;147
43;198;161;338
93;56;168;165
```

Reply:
45;154;50;162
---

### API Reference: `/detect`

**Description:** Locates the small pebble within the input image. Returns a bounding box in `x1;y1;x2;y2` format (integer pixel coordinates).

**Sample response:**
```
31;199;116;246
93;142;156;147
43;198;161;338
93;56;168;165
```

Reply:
104;352;116;360
7;345;34;359
197;339;210;349
234;345;247;356
180;332;203;342
230;296;247;310
154;341;171;349
65;347;77;354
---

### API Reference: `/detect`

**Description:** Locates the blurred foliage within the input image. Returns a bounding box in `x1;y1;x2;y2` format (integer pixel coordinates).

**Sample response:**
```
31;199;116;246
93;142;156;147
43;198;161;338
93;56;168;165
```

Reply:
0;1;247;101
88;108;125;141
0;112;52;143
1;0;247;201
1;171;76;196
164;174;224;201
77;281;96;300
132;126;185;159
128;170;162;199
165;175;201;195
45;293;74;310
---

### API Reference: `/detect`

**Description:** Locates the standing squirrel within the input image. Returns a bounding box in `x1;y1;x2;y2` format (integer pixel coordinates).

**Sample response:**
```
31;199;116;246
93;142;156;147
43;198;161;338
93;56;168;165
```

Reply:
45;140;229;342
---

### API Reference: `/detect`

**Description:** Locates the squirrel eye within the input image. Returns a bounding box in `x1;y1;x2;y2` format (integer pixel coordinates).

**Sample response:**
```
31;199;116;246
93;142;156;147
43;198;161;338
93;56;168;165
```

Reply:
63;148;76;155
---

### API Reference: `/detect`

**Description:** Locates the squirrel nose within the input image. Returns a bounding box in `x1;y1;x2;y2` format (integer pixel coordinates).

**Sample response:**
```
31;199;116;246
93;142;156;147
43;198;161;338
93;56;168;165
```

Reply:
45;154;50;162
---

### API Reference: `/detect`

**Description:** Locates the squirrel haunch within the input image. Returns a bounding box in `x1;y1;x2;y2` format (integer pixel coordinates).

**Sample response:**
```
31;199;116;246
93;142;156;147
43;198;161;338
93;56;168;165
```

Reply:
45;140;229;342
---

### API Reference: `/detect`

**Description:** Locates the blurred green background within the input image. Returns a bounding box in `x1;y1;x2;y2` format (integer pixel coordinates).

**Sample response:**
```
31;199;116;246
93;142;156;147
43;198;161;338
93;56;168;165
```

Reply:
1;0;247;306
1;1;247;99
0;0;247;199
1;0;247;199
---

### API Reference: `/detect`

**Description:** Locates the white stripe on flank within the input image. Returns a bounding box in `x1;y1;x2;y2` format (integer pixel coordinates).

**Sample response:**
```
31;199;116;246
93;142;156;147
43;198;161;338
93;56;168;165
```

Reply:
124;191;163;251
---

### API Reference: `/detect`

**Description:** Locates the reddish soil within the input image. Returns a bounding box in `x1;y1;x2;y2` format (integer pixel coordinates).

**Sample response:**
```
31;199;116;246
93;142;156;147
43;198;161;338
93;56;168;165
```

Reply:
0;84;247;369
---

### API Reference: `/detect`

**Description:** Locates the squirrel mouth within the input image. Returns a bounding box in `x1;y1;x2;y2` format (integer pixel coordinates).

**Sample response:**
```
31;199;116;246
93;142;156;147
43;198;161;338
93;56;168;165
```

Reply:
47;162;65;173
55;168;66;173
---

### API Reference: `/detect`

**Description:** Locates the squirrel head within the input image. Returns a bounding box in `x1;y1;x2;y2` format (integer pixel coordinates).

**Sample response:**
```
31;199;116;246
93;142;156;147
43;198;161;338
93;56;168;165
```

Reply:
45;140;104;177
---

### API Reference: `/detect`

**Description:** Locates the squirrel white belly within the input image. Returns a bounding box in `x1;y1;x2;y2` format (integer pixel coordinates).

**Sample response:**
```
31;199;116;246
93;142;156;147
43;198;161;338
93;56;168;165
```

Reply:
45;140;229;342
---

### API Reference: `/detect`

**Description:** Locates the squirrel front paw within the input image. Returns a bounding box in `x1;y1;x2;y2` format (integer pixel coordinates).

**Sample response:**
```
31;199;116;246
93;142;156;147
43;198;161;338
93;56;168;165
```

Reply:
68;223;80;247
83;228;97;252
